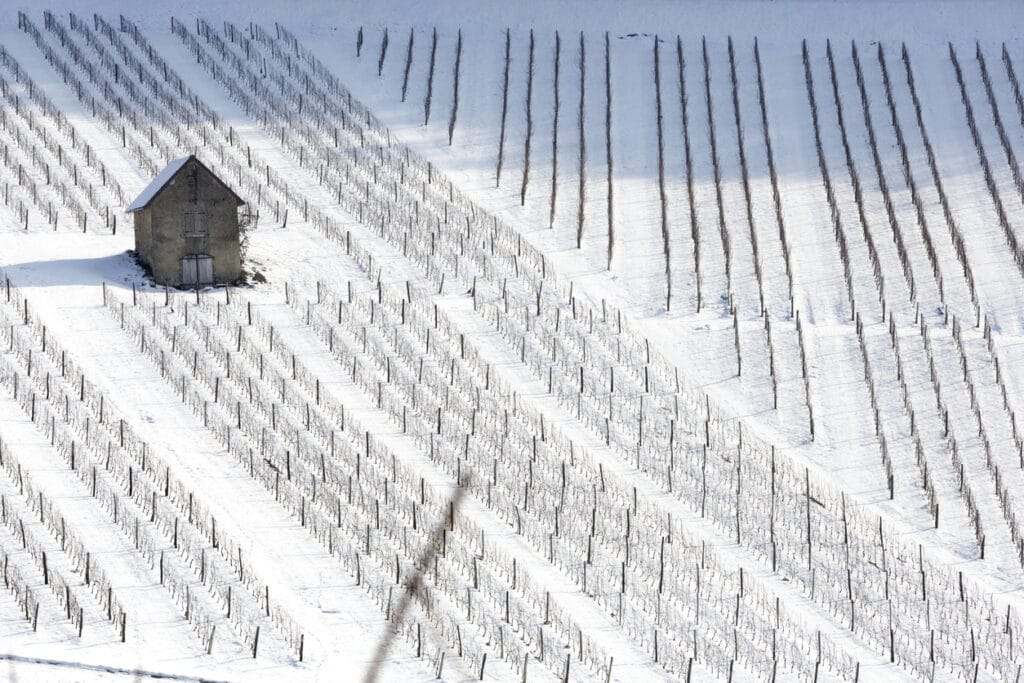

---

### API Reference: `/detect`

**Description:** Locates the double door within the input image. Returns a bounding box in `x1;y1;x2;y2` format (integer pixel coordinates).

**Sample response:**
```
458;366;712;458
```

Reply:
181;254;213;286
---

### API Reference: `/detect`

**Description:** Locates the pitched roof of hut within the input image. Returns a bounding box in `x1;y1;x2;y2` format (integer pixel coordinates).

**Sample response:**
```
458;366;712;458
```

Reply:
127;155;244;213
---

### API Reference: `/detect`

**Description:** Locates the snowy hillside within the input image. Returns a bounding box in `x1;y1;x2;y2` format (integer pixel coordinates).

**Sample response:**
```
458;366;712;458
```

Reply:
0;1;1021;680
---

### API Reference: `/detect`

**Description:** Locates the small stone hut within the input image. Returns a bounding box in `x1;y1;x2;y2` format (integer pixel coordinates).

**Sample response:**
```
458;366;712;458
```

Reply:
127;155;244;287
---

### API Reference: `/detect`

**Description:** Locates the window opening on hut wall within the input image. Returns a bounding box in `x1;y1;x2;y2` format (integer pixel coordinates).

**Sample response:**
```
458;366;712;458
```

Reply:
183;206;208;237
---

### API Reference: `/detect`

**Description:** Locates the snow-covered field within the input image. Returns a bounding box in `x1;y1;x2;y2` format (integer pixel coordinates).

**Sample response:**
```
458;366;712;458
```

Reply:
0;1;1022;680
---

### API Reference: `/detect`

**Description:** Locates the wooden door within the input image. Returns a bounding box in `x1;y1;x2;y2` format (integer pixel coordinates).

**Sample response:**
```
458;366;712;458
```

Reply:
196;255;213;284
181;255;214;286
181;255;197;285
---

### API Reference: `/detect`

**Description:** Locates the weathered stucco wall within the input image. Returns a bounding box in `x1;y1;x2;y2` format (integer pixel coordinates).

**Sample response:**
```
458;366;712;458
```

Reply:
133;210;153;265
133;158;242;286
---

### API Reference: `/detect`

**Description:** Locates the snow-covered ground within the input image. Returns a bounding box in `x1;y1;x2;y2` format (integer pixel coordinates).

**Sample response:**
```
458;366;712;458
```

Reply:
0;1;1022;681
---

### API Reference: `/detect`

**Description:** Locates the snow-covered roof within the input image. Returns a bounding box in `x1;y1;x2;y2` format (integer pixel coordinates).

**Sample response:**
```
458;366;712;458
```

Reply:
126;156;192;212
126;155;244;213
